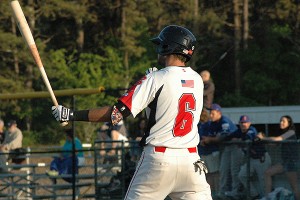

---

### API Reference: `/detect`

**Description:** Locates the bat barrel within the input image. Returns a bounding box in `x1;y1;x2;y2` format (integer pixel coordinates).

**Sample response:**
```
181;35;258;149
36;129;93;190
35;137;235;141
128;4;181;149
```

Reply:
11;0;35;46
10;0;63;124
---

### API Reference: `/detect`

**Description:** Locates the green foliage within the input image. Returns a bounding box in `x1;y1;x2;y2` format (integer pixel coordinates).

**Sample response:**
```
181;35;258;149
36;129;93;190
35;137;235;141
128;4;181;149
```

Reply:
101;46;126;89
199;10;226;38
22;131;34;147
235;21;300;106
271;0;294;20
272;24;292;37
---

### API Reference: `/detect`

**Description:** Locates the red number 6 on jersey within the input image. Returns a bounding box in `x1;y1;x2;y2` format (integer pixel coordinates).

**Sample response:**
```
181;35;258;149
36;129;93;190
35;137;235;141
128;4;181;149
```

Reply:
173;93;196;137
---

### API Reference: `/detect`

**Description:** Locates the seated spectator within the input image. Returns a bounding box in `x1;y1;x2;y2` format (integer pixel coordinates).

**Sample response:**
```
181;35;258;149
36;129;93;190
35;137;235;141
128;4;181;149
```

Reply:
97;120;129;164
198;109;220;196
110;120;129;155
129;118;146;162
0;119;5;144
46;129;84;183
228;115;271;199
257;115;300;200
97;123;112;157
0;120;23;173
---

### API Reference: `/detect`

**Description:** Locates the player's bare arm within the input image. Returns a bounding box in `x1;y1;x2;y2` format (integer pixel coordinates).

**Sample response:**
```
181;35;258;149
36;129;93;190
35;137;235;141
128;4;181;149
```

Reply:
87;106;112;122
52;105;124;125
52;105;109;122
52;100;131;126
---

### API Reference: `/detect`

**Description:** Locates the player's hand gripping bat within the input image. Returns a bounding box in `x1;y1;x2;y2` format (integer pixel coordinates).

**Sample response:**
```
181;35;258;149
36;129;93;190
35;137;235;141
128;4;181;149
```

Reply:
10;0;68;126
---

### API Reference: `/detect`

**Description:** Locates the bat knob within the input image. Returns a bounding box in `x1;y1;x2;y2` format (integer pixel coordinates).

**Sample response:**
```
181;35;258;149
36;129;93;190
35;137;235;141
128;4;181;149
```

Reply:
61;122;69;127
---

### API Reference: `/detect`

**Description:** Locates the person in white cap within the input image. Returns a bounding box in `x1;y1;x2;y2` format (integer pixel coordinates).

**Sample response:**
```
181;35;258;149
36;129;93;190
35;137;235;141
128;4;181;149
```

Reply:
0;120;23;173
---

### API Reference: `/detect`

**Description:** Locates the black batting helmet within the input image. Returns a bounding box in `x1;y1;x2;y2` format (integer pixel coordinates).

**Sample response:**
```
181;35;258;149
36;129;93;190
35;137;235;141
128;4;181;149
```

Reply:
150;25;196;62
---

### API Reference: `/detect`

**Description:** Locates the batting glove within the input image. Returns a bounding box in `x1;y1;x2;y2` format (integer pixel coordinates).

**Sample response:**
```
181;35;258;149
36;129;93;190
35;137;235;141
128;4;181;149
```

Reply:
193;159;208;174
52;105;73;122
145;67;158;75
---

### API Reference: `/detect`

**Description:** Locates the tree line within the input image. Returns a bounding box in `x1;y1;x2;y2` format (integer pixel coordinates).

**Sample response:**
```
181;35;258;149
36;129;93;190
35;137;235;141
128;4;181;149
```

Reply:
0;0;300;144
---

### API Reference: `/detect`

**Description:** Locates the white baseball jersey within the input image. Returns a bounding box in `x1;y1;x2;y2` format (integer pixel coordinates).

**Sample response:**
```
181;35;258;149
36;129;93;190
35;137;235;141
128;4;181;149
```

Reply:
119;66;203;148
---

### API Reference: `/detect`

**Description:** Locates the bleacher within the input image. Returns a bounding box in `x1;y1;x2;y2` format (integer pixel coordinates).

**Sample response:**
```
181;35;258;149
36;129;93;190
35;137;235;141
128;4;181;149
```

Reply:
0;141;130;200
0;144;95;199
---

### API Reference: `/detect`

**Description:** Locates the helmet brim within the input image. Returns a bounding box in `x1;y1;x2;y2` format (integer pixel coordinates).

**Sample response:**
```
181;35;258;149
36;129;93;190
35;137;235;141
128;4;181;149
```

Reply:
150;37;161;45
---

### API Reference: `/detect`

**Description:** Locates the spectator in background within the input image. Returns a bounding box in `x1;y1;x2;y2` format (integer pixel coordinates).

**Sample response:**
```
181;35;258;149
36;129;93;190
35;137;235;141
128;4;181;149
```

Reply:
0;120;23;173
257;115;300;200
46;129;84;183
200;70;215;109
97;120;129;165
0;119;5;144
97;123;112;157
228;115;271;199
98;120;128;156
112;120;128;138
129;118;146;162
198;109;220;196
201;104;243;197
107;120;129;156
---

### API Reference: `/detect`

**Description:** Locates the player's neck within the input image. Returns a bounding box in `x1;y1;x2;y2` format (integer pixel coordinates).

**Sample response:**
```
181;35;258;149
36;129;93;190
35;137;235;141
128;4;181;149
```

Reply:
165;55;185;67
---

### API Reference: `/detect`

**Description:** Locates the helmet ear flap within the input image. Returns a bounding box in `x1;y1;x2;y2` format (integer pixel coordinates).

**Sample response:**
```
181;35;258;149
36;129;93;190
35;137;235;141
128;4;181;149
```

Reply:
156;41;171;55
162;44;168;49
160;44;170;54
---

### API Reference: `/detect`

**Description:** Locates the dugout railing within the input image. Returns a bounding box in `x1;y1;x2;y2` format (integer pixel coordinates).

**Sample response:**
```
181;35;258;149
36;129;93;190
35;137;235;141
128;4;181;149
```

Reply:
0;140;299;200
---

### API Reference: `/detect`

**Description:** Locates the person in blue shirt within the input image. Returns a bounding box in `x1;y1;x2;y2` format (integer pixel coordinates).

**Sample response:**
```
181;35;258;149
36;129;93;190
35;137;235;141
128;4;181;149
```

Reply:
201;104;242;197
228;115;271;199
46;129;84;183
198;109;220;196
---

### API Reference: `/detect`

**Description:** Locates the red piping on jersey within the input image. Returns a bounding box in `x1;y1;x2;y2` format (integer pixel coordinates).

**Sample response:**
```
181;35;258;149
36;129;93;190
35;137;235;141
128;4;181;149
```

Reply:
119;76;147;110
154;146;167;153
154;146;197;153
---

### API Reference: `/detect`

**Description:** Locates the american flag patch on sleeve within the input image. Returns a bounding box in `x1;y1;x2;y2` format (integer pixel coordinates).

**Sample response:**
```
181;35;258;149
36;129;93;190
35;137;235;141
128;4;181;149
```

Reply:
181;80;194;88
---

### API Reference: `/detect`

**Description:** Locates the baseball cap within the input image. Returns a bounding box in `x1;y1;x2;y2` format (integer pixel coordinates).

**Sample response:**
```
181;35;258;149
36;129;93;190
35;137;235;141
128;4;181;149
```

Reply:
207;103;222;112
239;115;251;123
65;129;73;138
7;120;17;127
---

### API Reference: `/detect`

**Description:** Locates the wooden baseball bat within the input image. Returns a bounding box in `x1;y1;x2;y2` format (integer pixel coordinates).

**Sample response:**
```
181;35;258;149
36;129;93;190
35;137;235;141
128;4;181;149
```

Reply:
10;0;68;126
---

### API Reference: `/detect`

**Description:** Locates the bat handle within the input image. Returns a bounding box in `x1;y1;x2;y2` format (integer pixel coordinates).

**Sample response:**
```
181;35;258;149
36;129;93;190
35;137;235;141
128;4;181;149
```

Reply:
61;122;69;127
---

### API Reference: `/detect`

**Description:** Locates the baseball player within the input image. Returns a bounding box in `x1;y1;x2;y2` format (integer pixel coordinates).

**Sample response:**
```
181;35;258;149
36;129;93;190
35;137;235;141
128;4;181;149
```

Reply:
52;25;212;200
